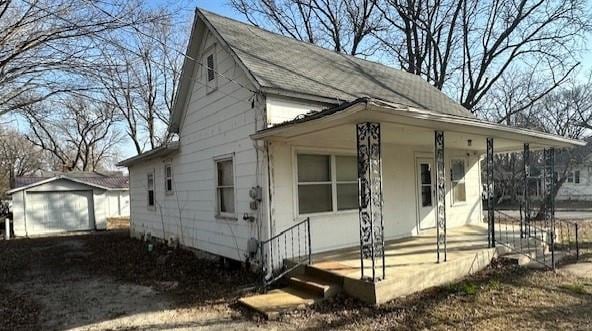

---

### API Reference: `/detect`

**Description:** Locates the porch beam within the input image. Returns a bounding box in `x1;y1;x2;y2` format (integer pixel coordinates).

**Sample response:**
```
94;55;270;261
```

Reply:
435;130;447;263
356;122;385;282
486;137;495;248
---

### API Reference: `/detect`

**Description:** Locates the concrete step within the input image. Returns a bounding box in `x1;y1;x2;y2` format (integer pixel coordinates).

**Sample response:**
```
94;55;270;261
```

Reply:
238;287;321;319
287;274;340;298
304;264;346;285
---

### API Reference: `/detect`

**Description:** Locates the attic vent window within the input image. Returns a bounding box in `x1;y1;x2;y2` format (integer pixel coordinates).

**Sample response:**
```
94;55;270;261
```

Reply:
206;54;215;82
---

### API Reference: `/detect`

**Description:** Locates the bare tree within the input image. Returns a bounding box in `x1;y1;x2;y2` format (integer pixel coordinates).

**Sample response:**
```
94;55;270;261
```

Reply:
0;0;158;117
22;97;122;171
97;15;185;153
377;0;589;112
0;128;46;196
230;0;385;55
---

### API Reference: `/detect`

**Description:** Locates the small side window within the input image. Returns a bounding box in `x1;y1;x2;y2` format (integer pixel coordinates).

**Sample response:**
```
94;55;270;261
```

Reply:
216;157;235;217
147;173;155;207
164;164;173;193
575;170;580;184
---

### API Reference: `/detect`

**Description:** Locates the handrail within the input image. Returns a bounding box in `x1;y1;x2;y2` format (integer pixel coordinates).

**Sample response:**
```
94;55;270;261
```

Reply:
259;217;311;290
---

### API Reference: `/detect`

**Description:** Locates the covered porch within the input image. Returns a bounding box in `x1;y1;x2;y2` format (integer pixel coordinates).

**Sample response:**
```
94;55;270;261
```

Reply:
253;97;584;303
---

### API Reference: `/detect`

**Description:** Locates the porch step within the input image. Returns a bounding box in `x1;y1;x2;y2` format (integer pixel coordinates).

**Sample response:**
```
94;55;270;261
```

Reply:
238;287;321;319
239;267;343;319
287;274;340;298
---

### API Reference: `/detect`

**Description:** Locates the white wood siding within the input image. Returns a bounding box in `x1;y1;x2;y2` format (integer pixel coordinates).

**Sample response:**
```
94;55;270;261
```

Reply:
266;95;332;126
269;140;483;253
128;30;266;261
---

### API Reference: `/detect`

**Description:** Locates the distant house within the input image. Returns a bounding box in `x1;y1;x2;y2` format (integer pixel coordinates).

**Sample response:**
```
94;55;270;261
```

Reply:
7;172;129;237
118;9;583;305
557;154;592;201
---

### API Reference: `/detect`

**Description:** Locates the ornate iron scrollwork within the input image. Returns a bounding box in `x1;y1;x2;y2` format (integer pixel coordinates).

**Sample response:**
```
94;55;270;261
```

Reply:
486;138;495;248
435;131;447;262
523;143;530;238
543;148;556;268
356;122;385;282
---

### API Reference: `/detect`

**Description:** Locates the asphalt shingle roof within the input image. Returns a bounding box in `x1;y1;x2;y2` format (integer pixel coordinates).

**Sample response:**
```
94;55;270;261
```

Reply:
14;172;128;190
201;9;474;118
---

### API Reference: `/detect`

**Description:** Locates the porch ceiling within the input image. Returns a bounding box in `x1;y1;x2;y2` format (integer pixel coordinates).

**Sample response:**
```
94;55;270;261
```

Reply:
252;98;585;153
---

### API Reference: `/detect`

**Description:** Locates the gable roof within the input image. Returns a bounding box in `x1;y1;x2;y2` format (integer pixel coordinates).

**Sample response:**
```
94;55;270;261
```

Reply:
170;8;474;132
7;172;129;194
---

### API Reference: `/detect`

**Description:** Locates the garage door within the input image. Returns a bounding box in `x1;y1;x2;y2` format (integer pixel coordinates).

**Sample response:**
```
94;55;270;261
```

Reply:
25;191;94;235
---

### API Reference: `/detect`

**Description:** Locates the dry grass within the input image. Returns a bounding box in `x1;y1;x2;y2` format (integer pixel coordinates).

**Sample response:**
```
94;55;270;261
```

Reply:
0;231;591;330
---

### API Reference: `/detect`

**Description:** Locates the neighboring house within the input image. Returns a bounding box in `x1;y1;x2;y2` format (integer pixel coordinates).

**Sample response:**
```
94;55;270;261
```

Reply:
118;8;583;294
7;172;129;237
557;153;592;201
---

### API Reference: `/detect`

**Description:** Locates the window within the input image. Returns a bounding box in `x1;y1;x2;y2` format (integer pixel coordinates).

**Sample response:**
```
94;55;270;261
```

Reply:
147;173;154;207
164;164;173;193
297;153;358;214
567;170;580;184
450;159;466;204
335;156;358;210
216;158;235;216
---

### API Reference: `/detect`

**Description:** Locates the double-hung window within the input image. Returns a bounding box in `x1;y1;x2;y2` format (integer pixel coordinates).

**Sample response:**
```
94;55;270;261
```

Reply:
450;159;466;204
297;153;358;215
216;157;235;216
147;172;155;207
164;164;173;194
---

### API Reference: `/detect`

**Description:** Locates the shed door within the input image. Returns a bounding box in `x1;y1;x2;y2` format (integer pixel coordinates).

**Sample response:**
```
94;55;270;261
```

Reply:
26;191;93;235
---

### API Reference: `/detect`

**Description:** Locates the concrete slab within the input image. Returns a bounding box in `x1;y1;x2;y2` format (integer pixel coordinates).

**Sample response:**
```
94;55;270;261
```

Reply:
303;224;497;304
238;287;320;319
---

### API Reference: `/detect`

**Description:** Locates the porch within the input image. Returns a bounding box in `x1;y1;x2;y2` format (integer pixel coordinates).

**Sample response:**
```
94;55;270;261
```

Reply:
250;97;584;310
304;223;494;304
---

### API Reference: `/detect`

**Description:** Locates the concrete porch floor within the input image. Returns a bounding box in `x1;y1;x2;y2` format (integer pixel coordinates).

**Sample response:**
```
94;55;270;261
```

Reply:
305;223;497;304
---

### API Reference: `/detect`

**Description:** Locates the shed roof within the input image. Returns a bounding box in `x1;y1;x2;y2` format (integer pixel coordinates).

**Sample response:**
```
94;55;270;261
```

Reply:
8;172;129;194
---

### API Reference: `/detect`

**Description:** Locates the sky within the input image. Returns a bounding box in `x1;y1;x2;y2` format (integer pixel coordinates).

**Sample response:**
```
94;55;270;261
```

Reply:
7;1;592;165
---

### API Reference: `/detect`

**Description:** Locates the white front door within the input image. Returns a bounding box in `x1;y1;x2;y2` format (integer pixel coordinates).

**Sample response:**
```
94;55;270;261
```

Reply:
416;158;436;230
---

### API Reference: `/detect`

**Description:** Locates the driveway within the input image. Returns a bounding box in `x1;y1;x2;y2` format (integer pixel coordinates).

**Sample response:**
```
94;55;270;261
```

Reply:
0;231;267;331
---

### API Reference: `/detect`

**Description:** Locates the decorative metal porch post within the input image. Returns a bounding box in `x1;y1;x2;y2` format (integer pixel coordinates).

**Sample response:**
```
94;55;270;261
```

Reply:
356;122;385;282
543;148;556;268
523;144;530;238
486;138;495;248
435;131;447;262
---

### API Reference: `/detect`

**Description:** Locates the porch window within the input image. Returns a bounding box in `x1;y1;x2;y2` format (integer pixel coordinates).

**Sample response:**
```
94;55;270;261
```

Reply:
297;154;358;214
335;156;358;210
216;157;235;216
450;159;466;204
147;172;155;207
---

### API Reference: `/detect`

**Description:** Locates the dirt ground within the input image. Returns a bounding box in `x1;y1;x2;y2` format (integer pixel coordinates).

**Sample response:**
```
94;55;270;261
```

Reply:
1;231;591;331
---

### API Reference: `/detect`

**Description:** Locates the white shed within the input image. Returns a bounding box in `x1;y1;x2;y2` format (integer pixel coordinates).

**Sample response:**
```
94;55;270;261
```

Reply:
7;173;129;237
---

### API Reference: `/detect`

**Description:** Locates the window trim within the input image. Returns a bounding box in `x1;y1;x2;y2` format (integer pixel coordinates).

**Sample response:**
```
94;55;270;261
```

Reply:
204;45;217;94
164;163;173;195
214;154;237;220
293;148;358;217
147;171;155;209
450;158;467;206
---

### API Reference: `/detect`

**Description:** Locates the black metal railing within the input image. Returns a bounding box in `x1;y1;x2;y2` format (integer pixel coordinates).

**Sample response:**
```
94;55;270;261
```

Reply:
259;217;311;290
494;206;592;268
494;209;554;268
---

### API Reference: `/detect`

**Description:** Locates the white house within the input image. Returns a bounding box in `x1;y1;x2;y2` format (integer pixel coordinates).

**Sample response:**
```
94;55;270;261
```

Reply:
118;9;584;305
7;172;129;237
557;153;592;201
